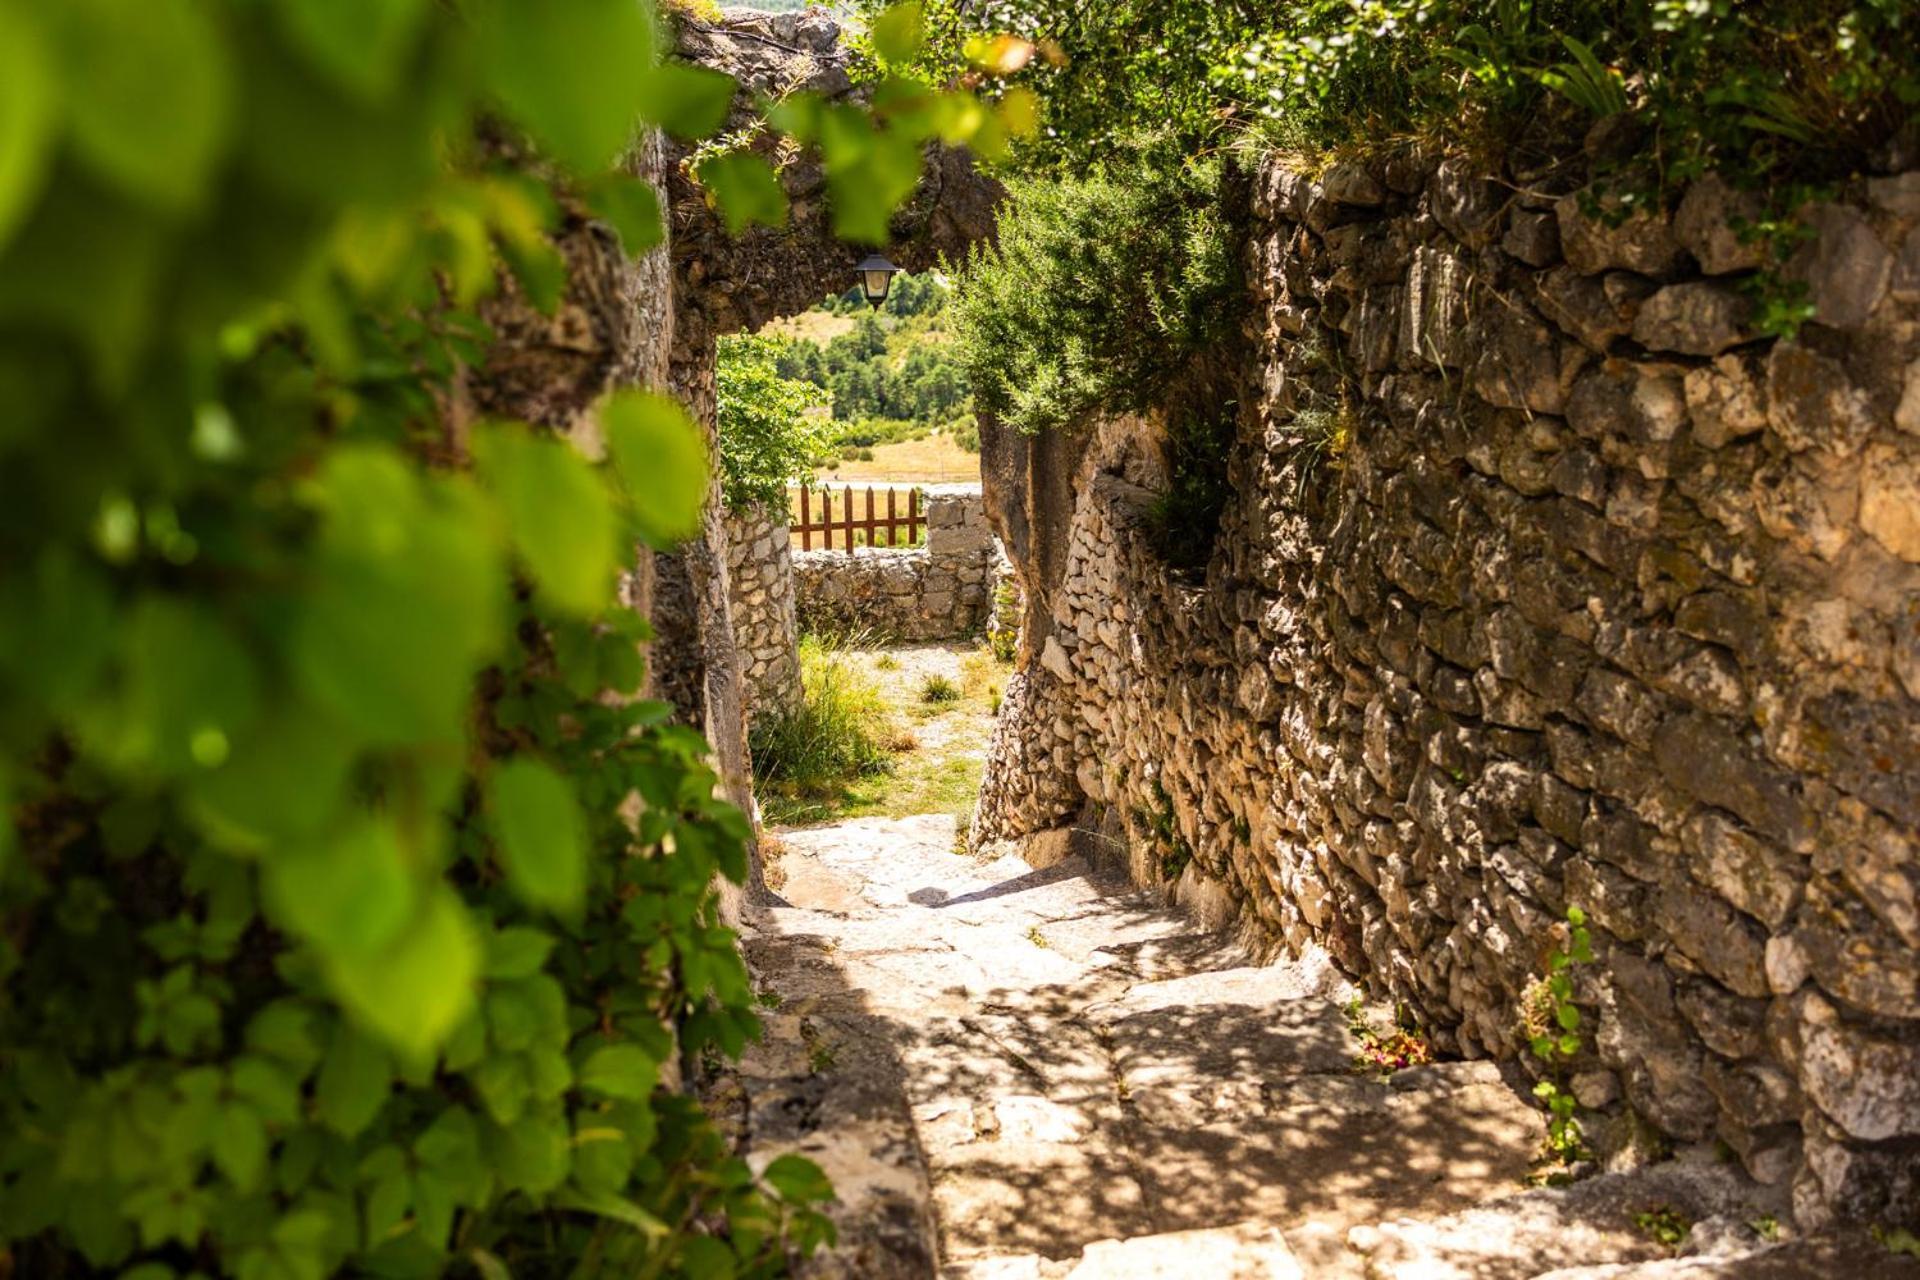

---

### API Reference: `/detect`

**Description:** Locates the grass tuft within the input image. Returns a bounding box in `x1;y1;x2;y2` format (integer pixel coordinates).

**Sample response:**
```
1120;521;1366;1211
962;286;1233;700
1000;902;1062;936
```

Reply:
751;635;897;824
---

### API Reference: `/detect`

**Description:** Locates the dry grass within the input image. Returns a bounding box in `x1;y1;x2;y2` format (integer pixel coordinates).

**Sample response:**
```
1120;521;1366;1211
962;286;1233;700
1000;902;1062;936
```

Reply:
815;431;979;485
766;309;858;345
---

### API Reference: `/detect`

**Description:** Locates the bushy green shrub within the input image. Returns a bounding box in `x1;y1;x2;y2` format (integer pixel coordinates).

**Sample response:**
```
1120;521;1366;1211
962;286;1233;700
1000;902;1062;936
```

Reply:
883;0;1920;190
920;674;961;703
718;334;834;511
951;146;1242;438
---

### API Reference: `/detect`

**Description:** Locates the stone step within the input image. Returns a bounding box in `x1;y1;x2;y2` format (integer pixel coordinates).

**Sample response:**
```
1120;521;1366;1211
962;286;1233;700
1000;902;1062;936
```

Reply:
945;1220;1306;1279
1527;1229;1920;1278
1345;1158;1787;1280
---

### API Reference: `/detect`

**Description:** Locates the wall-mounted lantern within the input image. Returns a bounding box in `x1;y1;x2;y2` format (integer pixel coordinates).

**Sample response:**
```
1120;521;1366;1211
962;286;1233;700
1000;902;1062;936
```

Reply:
855;253;901;310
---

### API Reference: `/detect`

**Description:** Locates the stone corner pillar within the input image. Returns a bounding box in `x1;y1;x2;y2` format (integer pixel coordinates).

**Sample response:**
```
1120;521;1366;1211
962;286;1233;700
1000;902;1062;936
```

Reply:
722;498;803;726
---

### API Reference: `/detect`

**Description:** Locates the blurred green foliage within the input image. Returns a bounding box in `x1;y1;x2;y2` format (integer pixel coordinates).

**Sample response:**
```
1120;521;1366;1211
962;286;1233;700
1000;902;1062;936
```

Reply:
0;1;1008;1276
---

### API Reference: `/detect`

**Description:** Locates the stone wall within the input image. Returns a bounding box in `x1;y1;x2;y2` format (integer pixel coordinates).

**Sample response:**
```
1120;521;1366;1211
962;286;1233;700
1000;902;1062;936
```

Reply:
794;484;999;641
974;157;1920;1225
724;501;802;721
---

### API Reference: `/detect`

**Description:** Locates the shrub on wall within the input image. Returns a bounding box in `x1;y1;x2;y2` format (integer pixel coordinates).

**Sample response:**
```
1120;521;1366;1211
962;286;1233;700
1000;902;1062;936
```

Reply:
950;145;1242;438
882;0;1919;189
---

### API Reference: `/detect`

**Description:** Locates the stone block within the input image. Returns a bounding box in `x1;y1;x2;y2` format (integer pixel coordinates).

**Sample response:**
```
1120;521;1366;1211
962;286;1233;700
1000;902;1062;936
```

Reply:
1556;194;1689;277
1673;175;1768;275
1631;281;1753;356
1784;203;1894;330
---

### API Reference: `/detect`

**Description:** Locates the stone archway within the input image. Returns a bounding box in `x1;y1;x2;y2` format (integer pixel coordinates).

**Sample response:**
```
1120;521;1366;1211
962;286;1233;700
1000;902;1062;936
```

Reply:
648;7;1003;877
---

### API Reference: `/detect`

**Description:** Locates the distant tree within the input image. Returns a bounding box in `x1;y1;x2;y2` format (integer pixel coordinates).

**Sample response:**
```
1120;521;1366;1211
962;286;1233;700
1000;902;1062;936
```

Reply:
717;335;835;510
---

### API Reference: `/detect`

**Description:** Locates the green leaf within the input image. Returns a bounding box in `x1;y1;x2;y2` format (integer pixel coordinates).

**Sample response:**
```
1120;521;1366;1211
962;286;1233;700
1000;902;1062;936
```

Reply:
230;1057;304;1127
187;700;357;851
245;1003;323;1073
489;758;588;913
485;927;557;980
470;1250;514;1280
315;1024;392;1138
55;0;232;212
293;448;503;746
870;3;926;64
695;151;789;235
473;424;619;616
78;595;261;778
634;65;736;141
486;986;542;1054
490;1109;571;1195
479;0;659;171
277;0;429;102
472;1053;532;1125
0;175;168;388
327;888;481;1057
578;1045;658;1101
212;1103;269;1192
498;233;567;316
677;1237;737;1278
827;130;924;245
585;174;664;256
0;548;114;719
554;1189;667;1236
601;391;709;547
1555;1004;1581;1032
1565;906;1587;926
0;5;57;255
265;817;416;959
762;1153;833;1204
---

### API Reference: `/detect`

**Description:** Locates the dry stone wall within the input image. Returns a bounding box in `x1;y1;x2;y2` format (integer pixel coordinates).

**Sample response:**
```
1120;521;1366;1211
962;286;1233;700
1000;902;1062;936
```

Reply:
974;156;1920;1226
793;484;1002;641
724;502;802;722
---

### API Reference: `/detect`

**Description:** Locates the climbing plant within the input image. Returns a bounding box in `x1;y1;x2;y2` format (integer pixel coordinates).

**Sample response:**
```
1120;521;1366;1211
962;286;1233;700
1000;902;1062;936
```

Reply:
1521;906;1597;1165
0;1;1021;1277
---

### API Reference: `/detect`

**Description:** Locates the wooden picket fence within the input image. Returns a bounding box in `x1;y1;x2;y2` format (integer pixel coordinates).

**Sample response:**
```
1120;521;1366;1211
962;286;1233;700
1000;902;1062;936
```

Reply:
789;484;923;551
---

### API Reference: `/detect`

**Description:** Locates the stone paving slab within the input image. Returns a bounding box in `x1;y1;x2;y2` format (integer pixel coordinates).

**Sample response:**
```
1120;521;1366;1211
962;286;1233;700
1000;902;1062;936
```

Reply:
735;813;1812;1279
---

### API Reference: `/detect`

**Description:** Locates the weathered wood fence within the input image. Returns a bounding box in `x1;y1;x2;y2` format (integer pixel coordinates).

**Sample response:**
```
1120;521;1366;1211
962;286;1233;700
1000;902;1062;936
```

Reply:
789;484;923;551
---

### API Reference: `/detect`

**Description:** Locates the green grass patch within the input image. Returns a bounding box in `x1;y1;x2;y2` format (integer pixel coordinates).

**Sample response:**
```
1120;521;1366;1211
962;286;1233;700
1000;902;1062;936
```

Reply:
751;635;898;826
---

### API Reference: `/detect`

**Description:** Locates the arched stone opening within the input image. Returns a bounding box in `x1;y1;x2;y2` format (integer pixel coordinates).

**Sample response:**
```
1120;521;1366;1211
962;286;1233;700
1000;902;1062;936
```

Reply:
646;8;1004;885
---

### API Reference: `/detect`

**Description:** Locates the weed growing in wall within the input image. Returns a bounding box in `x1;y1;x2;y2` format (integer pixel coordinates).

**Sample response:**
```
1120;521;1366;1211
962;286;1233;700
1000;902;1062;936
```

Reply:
1521;906;1596;1166
1131;780;1194;882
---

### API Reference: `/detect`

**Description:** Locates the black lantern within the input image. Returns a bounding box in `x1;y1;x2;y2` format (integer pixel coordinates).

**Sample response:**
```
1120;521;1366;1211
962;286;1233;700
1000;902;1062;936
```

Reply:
855;253;901;310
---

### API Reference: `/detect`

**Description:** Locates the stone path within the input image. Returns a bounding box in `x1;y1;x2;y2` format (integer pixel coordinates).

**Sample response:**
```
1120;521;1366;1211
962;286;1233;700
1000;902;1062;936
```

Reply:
723;814;1918;1279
